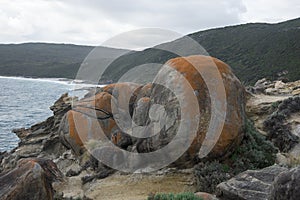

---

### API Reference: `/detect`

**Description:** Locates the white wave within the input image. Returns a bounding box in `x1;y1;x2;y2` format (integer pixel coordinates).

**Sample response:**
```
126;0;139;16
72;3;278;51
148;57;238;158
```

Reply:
0;76;106;88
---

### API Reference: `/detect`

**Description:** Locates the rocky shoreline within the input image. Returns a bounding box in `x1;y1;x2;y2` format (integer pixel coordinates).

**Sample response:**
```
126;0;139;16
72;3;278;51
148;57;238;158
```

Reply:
1;56;300;200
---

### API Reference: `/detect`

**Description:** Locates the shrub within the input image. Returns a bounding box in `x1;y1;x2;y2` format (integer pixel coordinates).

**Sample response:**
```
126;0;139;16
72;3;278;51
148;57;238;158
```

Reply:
263;96;300;152
194;161;231;193
230;119;277;172
147;192;203;200
194;119;277;193
271;101;281;110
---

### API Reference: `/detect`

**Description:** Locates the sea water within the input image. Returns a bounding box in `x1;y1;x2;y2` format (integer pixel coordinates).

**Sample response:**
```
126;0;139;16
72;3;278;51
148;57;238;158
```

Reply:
0;76;93;152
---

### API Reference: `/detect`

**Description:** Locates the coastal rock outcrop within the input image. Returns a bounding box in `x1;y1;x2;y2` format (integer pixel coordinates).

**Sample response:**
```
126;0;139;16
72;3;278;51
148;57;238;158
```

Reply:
0;93;73;173
59;55;246;168
0;55;250;199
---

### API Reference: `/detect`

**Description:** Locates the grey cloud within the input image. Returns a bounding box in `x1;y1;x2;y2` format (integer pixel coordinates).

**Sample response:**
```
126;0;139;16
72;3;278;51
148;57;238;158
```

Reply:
62;0;247;33
0;0;298;46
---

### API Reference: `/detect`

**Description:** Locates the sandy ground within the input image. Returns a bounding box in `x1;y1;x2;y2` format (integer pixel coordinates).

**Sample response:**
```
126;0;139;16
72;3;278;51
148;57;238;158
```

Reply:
84;171;196;200
54;169;196;200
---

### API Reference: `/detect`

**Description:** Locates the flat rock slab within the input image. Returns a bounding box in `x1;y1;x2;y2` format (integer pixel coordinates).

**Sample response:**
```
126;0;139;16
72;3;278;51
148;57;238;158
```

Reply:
216;165;287;200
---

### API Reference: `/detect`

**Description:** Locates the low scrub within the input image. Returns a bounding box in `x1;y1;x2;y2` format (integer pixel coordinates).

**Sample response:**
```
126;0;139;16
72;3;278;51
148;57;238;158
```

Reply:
148;192;202;200
263;96;300;152
194;119;277;193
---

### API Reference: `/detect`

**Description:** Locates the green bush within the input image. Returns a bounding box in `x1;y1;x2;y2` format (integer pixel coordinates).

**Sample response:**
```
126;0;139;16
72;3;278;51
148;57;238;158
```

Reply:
147;192;203;200
271;101;281;110
230;119;277;173
194;119;277;193
194;161;231;193
263;96;300;152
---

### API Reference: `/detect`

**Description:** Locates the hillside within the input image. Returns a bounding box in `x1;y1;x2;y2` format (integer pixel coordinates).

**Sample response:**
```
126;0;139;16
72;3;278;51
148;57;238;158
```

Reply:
189;17;300;84
0;43;128;79
0;18;299;84
102;17;300;84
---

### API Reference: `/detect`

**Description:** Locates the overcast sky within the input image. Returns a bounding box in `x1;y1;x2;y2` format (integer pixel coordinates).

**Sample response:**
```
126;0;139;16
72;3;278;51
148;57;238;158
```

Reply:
0;0;299;47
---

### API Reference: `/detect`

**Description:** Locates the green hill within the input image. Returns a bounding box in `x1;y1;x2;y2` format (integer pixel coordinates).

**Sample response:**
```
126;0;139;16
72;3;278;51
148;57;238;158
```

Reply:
0;43;128;79
0;18;299;85
102;17;300;85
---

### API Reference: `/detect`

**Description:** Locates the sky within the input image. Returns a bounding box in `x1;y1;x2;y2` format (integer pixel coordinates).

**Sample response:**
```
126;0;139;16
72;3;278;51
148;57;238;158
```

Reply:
0;0;299;48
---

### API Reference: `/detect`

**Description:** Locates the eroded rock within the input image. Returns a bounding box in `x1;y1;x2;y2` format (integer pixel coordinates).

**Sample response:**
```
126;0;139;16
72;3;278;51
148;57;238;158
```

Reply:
59;55;246;168
136;55;246;166
0;158;63;200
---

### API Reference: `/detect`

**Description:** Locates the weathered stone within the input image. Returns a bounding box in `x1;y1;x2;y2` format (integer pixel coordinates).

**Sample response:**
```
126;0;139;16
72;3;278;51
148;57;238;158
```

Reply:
102;82;142;116
216;165;287;200
136;83;153;99
59;55;246;168
274;81;286;89
252;78;274;94
249;78;300;96
292;88;300;96
0;158;63;200
59;83;142;154
136;55;246;166
111;130;133;149
265;88;278;95
269;166;300;200
133;97;150;125
59;92;118;155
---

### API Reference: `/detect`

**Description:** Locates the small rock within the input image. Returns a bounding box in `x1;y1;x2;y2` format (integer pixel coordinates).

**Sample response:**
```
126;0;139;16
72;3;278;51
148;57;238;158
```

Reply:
274;81;286;89
292;88;300;96
252;78;273;94
265;88;278;95
275;153;289;166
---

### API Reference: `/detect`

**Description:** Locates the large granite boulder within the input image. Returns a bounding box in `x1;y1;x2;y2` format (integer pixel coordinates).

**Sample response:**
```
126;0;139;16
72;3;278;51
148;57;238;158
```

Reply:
135;55;246;166
216;165;287;200
59;55;246;168
0;158;63;200
269;166;300;200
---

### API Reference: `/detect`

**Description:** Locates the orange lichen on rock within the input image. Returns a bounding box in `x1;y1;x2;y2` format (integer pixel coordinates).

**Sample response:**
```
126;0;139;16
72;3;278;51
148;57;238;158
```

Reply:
60;55;246;164
164;55;245;159
61;92;118;153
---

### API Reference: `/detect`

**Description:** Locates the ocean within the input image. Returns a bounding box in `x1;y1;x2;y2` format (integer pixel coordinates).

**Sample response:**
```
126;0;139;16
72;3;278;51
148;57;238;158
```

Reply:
0;76;92;152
